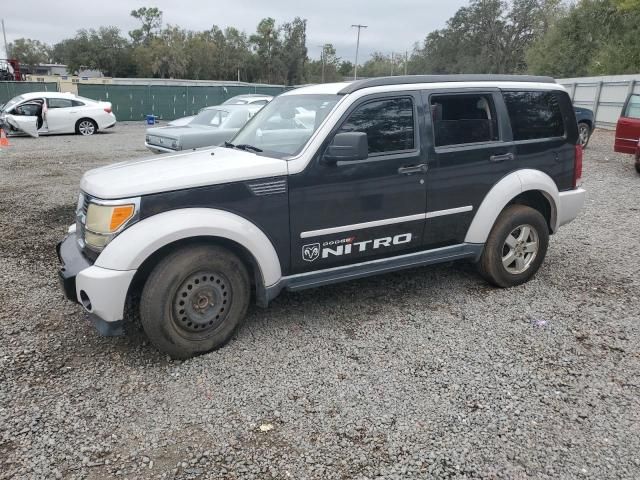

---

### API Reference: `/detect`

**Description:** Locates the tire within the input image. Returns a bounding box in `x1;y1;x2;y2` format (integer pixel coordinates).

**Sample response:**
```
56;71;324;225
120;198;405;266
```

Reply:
477;205;549;288
577;122;591;148
635;161;640;175
76;118;97;136
140;244;250;359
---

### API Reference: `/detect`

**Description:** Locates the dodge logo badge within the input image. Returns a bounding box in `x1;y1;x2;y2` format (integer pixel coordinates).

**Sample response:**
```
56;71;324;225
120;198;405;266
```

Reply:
302;243;320;262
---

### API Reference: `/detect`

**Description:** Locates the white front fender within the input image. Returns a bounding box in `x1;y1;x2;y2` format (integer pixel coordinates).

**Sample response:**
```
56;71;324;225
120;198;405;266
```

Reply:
95;208;282;286
465;169;560;244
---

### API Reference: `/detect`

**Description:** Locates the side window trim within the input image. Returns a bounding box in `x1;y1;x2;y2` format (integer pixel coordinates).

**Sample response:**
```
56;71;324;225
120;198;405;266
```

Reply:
324;93;421;163
426;89;504;150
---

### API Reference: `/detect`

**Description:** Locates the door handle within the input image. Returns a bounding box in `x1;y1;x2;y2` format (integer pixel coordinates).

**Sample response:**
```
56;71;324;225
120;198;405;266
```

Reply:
398;164;428;175
489;153;514;163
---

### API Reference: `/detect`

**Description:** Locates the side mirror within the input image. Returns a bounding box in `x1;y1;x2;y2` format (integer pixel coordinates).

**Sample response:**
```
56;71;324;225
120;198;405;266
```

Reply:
322;132;369;164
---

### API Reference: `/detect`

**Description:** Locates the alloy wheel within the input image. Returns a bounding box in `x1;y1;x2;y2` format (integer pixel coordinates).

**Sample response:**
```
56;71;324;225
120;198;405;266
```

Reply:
501;224;539;275
78;120;95;135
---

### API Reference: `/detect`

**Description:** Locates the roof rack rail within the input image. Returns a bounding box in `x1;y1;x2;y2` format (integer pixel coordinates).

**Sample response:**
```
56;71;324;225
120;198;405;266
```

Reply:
337;74;556;95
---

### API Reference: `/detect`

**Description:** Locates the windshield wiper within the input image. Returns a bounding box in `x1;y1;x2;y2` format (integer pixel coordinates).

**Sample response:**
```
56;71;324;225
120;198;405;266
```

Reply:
223;141;263;153
235;144;263;153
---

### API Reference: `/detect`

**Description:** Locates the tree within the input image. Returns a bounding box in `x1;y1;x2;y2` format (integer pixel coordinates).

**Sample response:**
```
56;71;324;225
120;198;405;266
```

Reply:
250;18;283;84
52;27;134;77
7;38;51;72
133;26;188;79
408;0;561;75
526;0;640;77
338;60;354;79
306;44;342;83
129;7;163;45
281;18;308;85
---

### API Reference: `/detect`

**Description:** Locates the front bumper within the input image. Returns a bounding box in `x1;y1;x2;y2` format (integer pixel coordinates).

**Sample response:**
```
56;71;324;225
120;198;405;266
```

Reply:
57;233;136;336
145;141;179;154
557;187;587;228
57;233;92;302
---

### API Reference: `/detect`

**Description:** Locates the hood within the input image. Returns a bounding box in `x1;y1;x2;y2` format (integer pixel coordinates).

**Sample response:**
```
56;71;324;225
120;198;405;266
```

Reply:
81;147;288;199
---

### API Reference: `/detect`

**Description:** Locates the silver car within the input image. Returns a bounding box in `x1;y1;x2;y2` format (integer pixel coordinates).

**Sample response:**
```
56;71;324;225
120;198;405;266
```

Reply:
145;104;262;153
168;94;273;127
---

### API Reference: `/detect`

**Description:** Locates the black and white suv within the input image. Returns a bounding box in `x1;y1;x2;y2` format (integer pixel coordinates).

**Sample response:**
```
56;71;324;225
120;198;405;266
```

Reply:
58;75;586;359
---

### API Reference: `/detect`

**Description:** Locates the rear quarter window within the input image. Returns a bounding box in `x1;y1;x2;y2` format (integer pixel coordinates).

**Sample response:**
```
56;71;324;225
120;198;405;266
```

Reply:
503;91;565;141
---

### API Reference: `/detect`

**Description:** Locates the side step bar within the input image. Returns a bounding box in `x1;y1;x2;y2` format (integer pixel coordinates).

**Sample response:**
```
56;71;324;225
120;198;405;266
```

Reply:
262;243;483;303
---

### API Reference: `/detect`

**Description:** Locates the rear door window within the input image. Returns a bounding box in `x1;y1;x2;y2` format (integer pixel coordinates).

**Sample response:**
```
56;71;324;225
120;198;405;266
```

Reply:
48;98;74;109
624;94;640;119
503;91;565;140
430;94;499;147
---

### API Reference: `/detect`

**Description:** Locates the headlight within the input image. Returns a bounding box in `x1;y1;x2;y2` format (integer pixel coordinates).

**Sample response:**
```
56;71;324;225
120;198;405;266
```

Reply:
83;198;139;250
171;139;179;149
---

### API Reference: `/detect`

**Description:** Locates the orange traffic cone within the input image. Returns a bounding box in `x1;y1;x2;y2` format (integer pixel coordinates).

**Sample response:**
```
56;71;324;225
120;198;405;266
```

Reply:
0;128;9;147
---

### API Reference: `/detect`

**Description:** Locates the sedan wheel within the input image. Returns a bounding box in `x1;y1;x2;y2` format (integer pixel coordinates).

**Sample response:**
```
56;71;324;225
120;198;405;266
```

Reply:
78;120;96;136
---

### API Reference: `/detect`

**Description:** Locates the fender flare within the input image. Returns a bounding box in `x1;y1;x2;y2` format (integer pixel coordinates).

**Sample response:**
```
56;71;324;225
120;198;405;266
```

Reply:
95;208;282;286
464;169;560;244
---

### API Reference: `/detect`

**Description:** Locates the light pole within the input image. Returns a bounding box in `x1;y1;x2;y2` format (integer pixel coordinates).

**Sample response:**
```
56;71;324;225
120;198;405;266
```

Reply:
351;24;367;80
1;20;8;59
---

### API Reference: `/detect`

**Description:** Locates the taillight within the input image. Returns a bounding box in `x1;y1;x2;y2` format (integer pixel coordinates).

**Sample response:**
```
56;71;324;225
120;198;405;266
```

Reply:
104;107;112;113
573;144;583;188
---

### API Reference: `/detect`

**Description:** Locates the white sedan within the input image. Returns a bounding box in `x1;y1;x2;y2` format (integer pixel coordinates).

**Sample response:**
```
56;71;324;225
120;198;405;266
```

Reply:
0;92;116;137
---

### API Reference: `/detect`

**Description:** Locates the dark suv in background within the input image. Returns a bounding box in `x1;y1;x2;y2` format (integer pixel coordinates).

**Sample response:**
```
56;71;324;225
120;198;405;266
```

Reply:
574;106;594;148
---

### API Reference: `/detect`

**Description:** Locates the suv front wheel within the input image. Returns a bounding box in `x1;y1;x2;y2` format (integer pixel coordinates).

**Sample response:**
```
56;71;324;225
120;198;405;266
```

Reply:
477;205;549;288
140;244;250;359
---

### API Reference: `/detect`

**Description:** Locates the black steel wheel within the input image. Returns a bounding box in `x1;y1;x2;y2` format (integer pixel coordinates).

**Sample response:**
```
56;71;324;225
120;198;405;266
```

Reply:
140;244;250;359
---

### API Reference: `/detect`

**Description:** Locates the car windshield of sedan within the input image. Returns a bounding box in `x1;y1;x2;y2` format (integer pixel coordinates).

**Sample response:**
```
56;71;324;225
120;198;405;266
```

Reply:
1;95;24;113
230;94;340;158
190;108;230;127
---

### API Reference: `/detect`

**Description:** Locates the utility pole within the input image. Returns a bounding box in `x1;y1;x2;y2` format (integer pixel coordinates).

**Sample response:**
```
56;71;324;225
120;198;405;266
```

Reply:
351;24;367;80
1;20;8;59
404;50;408;75
390;53;394;76
318;44;326;83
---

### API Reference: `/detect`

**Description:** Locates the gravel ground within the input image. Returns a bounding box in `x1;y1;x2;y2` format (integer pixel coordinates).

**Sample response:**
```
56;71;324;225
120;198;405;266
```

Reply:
0;124;639;480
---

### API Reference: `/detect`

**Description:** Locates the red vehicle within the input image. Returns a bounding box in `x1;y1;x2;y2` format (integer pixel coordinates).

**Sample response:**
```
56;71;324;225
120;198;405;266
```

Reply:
615;93;640;156
0;59;23;81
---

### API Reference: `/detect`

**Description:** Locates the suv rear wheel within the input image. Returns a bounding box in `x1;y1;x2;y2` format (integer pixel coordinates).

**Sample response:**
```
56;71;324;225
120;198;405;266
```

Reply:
477;205;549;288
140;244;250;359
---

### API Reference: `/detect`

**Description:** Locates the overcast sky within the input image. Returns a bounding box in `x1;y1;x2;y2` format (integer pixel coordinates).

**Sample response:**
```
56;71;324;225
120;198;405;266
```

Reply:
1;0;468;62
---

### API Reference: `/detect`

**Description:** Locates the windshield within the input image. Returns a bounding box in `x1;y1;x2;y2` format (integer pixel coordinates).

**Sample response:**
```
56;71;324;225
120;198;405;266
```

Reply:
190;108;229;127
231;94;340;158
223;98;248;105
1;95;24;113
